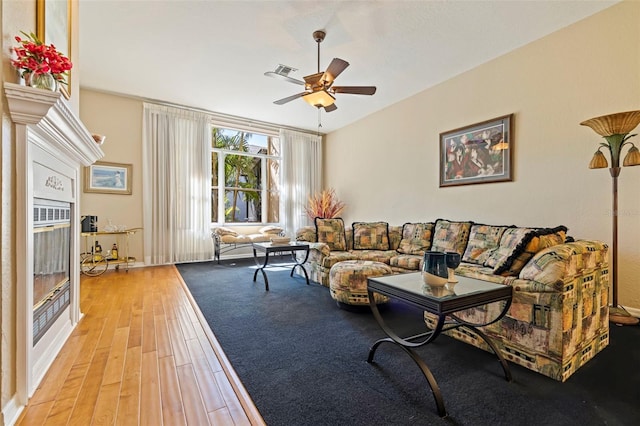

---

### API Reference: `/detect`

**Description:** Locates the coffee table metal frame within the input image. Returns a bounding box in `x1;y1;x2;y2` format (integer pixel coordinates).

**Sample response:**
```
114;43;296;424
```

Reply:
252;242;310;291
366;273;513;417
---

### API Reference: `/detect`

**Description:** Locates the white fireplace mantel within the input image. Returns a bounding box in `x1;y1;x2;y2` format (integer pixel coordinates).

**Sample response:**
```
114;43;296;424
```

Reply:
3;82;104;422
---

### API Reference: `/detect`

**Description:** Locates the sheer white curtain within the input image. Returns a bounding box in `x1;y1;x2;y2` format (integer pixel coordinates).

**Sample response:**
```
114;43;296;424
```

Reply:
279;129;322;237
142;103;213;264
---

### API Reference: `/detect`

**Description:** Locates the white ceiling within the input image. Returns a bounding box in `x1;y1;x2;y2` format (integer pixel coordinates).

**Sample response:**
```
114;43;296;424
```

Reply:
78;0;617;133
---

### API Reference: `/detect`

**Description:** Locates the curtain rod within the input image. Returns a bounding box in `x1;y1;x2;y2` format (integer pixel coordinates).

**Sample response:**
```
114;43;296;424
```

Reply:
81;86;325;137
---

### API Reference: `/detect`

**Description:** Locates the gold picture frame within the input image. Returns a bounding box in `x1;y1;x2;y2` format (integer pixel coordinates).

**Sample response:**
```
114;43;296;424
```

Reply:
36;0;71;99
84;162;132;195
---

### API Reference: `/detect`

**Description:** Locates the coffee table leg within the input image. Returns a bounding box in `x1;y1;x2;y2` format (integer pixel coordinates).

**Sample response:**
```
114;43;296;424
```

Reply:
252;248;270;291
462;325;512;382
289;248;310;285
367;289;448;417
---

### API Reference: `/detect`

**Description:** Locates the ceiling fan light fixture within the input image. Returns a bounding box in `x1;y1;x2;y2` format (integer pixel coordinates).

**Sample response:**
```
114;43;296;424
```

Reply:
303;90;335;108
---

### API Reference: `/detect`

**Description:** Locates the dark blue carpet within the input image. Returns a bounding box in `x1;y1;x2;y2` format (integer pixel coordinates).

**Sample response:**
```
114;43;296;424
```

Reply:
177;258;640;426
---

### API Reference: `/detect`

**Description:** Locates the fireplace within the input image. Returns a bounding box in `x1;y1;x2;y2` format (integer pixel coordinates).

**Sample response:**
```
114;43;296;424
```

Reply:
33;199;71;344
4;82;104;413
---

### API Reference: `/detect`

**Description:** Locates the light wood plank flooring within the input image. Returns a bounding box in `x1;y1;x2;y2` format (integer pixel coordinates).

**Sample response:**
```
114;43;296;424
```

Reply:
16;265;265;425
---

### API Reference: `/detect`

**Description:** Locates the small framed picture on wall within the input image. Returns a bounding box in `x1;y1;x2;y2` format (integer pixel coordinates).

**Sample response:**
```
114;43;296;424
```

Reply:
439;114;513;187
84;161;132;195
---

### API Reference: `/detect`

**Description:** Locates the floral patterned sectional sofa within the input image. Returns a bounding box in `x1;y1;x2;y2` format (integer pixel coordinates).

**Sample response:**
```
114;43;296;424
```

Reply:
295;218;609;382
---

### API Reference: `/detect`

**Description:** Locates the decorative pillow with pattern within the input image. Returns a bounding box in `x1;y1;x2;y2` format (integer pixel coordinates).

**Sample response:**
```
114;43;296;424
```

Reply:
499;226;568;276
430;219;473;255
462;224;509;265
484;227;537;273
397;222;434;255
315;218;347;251
352;221;390;250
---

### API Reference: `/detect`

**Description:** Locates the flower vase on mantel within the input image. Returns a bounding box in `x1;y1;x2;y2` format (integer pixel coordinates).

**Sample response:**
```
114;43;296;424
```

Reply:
24;72;58;92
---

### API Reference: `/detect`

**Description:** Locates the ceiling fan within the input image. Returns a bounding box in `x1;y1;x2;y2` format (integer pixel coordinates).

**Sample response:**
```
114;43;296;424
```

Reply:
267;30;376;113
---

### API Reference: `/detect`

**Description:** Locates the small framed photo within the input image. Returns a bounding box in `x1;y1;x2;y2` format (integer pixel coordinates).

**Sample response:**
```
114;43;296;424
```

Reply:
439;114;513;187
84;161;132;195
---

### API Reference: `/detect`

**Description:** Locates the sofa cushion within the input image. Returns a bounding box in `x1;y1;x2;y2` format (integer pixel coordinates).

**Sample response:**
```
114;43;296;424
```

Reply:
315;218;347;251
484;227;537;273
499;226;568;276
352;221;390;250
462;224;509;265
350;249;397;264
431;219;473;255
397;222;434;255
319;251;359;269
390;254;422;270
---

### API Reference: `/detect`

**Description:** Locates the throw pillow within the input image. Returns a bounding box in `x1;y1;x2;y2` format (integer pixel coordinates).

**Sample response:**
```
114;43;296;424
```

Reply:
397;222;434;255
462;224;509;265
352;221;390;250
484;227;537;273
259;225;284;235
499;226;568;276
214;226;238;237
430;219;473;255
315;218;347;251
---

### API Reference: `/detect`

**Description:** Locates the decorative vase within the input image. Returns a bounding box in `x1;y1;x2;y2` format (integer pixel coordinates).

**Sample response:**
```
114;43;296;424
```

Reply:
421;251;448;287
25;72;58;92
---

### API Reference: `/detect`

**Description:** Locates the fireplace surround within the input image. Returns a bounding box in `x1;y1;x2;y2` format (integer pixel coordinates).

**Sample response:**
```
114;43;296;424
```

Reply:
4;83;103;415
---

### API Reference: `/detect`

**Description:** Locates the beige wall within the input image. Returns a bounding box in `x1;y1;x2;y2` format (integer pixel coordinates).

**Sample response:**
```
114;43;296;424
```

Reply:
1;0;82;416
79;90;144;261
325;2;640;312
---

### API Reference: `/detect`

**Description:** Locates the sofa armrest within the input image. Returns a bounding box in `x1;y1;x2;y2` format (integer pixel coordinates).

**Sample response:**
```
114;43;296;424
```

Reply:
518;240;608;291
296;226;317;242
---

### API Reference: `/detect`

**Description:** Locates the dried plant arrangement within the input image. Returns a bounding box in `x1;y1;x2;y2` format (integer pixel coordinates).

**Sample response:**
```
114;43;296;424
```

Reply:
305;188;345;220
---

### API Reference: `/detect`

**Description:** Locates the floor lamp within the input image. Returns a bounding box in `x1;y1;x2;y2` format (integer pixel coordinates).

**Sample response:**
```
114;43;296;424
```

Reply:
581;110;640;325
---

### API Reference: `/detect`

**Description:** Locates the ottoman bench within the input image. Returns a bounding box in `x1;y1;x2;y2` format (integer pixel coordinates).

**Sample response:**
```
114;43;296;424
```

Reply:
329;260;393;309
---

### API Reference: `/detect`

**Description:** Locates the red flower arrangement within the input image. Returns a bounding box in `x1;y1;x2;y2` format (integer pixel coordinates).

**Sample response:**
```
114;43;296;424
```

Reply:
11;31;72;85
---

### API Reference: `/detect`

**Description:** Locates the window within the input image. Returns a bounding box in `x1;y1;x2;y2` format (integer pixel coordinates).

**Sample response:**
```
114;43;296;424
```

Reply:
211;127;280;224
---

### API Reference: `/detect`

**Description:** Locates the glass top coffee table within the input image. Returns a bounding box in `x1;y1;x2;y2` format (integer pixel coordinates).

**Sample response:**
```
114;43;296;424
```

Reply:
252;242;310;291
367;272;513;417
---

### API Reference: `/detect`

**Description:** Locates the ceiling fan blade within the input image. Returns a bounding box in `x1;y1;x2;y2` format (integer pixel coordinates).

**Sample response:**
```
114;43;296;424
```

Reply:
323;103;338;113
264;71;305;86
332;86;377;95
303;72;324;86
322;58;349;84
273;92;307;105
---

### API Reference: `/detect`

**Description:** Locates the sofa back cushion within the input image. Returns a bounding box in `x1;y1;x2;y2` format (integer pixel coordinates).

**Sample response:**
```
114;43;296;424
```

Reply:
397;222;434;255
462;224;510;265
352;221;390;250
430;219;473;255
315;218;347;251
499;226;568;276
484;227;537;273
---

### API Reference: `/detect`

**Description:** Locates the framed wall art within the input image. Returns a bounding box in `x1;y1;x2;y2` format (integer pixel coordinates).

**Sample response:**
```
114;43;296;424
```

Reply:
84;162;132;195
439;114;513;187
37;0;71;98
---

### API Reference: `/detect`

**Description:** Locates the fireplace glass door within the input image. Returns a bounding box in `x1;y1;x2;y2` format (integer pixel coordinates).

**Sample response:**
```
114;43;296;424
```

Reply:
33;199;71;344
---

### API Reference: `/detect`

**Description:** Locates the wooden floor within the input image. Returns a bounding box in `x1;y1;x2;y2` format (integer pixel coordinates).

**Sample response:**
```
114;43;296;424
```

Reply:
17;265;265;425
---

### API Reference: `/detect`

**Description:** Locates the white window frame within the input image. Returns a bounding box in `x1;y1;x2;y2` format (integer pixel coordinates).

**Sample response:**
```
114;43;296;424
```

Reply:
211;138;280;225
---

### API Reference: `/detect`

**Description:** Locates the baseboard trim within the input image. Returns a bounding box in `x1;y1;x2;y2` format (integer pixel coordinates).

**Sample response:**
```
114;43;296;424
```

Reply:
1;394;23;426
